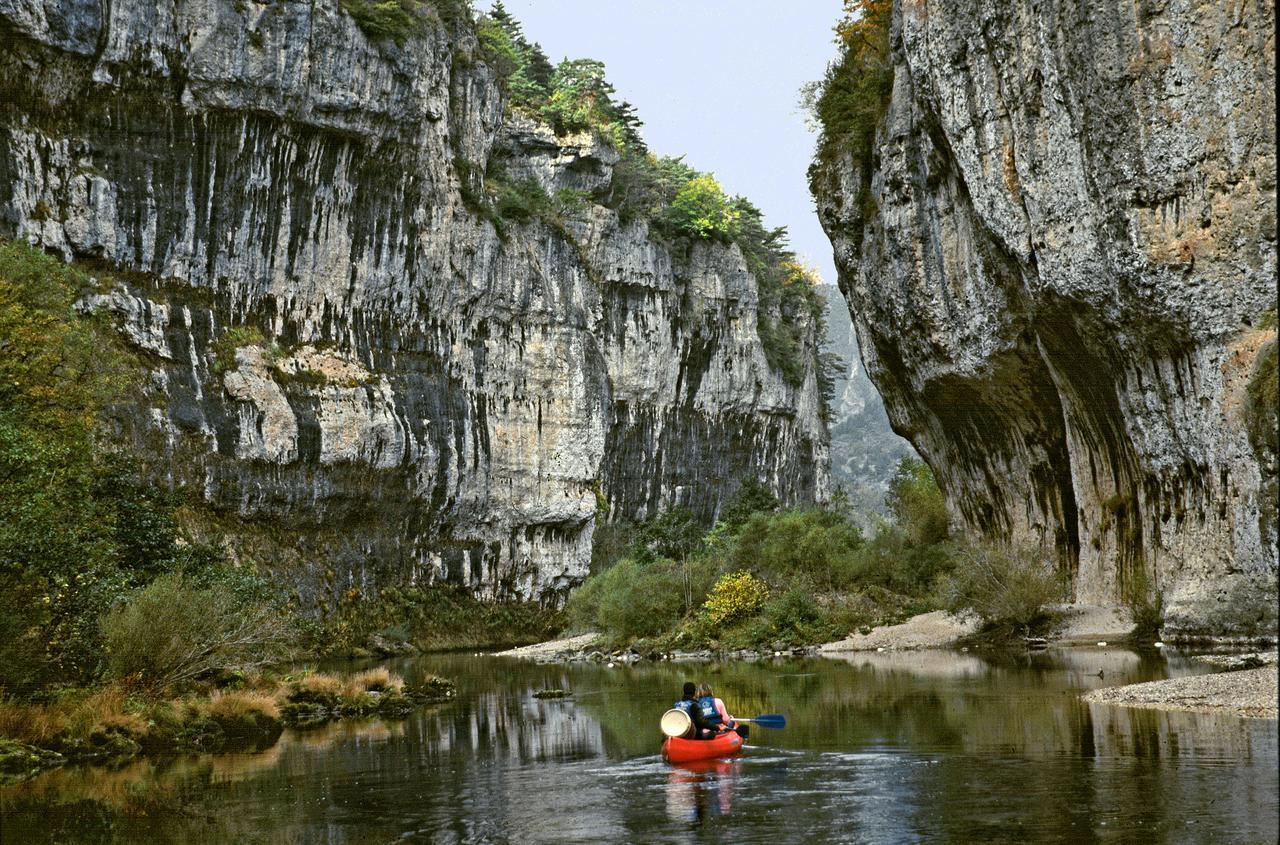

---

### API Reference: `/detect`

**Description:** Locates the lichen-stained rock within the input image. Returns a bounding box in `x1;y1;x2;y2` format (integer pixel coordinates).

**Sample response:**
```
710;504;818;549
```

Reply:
0;0;828;605
812;0;1276;639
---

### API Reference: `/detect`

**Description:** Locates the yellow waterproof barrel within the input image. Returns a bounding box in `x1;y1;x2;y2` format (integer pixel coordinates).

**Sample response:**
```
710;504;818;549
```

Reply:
660;708;694;738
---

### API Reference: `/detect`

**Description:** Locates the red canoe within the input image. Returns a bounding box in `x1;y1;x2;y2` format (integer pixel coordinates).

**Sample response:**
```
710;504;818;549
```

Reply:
661;731;744;764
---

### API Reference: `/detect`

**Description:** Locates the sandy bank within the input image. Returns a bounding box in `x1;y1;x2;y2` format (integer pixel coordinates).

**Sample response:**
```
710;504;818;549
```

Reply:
1083;665;1278;719
818;610;980;652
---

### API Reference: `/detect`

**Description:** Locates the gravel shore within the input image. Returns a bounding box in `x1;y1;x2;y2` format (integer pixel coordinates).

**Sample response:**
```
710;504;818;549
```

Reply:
819;610;980;652
1083;665;1278;719
494;633;601;660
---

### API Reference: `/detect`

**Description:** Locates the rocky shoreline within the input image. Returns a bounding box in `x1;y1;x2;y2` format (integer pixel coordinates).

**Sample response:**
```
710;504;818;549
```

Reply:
494;633;821;665
493;610;1278;668
1083;660;1278;719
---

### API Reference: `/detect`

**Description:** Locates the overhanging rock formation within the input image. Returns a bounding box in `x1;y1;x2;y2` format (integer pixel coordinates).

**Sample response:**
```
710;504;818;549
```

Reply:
812;0;1277;638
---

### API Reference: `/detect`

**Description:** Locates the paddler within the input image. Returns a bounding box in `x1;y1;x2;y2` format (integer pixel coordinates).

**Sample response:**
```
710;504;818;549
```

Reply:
671;681;709;738
695;682;737;735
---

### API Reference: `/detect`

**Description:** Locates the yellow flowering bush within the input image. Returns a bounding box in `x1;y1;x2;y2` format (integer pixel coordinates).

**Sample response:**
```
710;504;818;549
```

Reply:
702;571;769;627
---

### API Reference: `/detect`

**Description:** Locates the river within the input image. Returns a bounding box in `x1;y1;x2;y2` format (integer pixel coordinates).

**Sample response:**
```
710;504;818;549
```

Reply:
1;648;1276;843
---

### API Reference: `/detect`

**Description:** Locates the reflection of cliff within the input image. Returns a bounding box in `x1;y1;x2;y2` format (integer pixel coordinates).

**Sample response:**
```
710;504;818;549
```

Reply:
819;285;914;521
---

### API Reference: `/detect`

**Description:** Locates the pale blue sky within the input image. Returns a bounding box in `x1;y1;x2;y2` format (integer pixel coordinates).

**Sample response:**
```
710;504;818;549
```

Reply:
483;0;844;284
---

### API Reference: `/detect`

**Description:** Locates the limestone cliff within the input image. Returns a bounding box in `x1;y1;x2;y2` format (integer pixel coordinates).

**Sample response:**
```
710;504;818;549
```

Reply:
812;0;1276;638
0;0;828;604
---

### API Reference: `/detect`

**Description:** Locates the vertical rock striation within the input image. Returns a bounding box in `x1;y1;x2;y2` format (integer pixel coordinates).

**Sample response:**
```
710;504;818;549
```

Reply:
0;0;828;605
813;0;1276;638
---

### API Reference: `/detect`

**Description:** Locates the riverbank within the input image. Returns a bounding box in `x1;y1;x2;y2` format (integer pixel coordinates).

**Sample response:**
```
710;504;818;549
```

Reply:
818;610;980;652
0;668;455;785
1083;661;1279;719
499;605;1129;662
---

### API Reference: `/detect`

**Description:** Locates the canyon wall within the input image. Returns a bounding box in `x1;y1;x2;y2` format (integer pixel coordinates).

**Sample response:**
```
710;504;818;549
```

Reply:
0;0;828;605
813;0;1276;637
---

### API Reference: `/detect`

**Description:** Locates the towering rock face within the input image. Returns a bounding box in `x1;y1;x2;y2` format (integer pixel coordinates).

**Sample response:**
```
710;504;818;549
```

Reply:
813;0;1276;638
0;0;828;604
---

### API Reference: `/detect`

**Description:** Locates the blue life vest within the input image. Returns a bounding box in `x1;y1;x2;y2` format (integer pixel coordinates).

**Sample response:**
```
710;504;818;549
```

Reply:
673;699;695;716
697;695;722;726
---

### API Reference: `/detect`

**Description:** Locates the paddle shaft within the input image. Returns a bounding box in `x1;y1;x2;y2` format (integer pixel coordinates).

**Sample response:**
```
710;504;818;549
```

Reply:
734;714;786;729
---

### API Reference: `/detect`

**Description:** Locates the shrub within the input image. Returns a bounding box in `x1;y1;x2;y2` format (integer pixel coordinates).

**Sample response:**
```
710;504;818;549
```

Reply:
307;584;564;655
493;175;554;223
565;568;608;632
664;175;741;240
596;558;688;638
849;524;955;596
934;544;1064;633
338;0;425;45
703;572;769;627
804;0;894;223
0;240;143;689
1245;340;1277;546
210;325;264;374
566;557;688;639
732;509;865;590
886;457;950;545
764;588;824;634
101;573;290;688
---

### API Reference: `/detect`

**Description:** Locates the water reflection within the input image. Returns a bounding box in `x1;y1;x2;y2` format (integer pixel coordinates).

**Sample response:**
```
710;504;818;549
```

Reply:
1;649;1275;844
665;759;739;824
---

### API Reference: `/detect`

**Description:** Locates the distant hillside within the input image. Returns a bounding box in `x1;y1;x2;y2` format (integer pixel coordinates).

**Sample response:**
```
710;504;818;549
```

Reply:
819;285;914;523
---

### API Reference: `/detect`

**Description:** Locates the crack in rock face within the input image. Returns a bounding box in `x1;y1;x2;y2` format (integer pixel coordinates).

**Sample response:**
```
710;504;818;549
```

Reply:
812;0;1277;639
0;0;829;607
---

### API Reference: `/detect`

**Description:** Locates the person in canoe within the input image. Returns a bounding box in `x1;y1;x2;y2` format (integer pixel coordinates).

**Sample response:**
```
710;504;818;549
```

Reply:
670;682;710;738
695;682;738;736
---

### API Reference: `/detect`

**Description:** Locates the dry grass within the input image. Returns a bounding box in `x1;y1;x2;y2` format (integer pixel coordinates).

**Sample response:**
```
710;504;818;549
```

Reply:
289;672;344;703
205;691;280;722
0;666;421;766
349;668;403;693
0;687;140;745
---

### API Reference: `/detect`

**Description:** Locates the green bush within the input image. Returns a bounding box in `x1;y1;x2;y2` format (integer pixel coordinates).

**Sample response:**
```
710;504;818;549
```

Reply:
847;524;954;596
763;588;826;640
493;175;554;223
477;3;553;111
101;573;289;688
887;457;950;546
0;240;145;689
663;175;741;240
308;584;564;654
719;478;779;529
338;0;426;45
804;0;894;222
596;559;687;638
732;508;865;590
210;325;264;374
934;544;1064;634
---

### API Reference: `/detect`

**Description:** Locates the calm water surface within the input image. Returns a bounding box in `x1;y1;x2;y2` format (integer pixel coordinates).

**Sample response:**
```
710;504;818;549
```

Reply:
2;649;1276;843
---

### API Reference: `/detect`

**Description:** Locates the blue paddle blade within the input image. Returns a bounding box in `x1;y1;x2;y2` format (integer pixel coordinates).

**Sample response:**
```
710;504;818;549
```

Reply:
747;714;786;729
